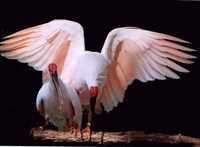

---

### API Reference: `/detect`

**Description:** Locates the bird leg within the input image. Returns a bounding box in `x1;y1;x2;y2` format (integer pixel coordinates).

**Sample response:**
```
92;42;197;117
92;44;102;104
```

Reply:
82;96;97;141
82;109;92;135
30;119;49;135
81;86;98;140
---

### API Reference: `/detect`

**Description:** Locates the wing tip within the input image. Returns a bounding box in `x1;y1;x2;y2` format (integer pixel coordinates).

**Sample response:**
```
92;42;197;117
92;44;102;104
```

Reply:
173;75;180;79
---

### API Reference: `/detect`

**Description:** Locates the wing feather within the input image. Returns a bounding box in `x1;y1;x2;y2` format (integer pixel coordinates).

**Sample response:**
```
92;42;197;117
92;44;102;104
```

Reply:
150;47;194;64
97;27;196;113
0;19;85;83
137;53;165;80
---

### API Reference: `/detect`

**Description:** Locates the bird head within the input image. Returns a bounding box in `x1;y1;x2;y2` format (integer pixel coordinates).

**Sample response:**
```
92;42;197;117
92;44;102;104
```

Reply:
48;63;63;109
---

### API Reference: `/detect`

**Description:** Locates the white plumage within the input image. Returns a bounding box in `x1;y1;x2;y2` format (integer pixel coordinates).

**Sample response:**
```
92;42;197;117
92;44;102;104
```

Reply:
36;75;82;131
0;19;196;130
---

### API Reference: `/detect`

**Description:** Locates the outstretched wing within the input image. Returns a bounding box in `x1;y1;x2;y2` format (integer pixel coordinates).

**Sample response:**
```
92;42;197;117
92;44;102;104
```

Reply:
0;19;85;83
97;27;196;113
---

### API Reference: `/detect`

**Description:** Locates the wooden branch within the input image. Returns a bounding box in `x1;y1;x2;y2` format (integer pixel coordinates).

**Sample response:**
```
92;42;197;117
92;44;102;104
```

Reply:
33;130;200;145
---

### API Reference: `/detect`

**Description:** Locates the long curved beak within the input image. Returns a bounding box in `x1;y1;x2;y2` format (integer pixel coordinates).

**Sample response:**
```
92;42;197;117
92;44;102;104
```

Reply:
52;70;63;110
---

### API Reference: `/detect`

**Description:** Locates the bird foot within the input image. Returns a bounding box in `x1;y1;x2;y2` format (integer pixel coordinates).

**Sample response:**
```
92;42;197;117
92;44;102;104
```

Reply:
30;120;49;135
70;127;82;138
82;123;91;141
30;126;43;135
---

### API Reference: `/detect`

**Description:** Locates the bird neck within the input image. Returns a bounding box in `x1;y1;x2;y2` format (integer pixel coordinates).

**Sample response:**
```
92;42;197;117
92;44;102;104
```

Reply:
48;74;62;92
86;71;106;88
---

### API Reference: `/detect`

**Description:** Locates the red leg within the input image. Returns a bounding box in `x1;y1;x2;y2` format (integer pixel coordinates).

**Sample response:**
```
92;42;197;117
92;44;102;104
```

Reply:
70;121;81;138
82;110;91;134
81;106;94;141
30;119;49;135
81;86;98;140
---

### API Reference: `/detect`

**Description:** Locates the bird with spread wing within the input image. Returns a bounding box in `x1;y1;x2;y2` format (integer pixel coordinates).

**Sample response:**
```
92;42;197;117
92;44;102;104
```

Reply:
0;20;196;139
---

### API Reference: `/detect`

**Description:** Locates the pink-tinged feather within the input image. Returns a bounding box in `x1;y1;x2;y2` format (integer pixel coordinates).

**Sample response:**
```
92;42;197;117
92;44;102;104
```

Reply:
99;27;195;113
161;58;189;73
143;53;166;78
145;31;190;43
1;39;46;57
137;53;165;80
152;44;196;59
0;20;85;84
154;40;195;52
3;26;40;39
150;48;194;64
0;33;40;45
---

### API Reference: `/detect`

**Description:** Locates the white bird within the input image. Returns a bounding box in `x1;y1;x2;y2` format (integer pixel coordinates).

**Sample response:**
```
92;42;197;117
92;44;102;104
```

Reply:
70;27;196;137
0;20;196;136
34;63;82;132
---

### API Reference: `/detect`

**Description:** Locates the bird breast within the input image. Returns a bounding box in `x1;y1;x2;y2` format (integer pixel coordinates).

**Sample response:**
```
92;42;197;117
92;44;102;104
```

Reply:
37;83;75;129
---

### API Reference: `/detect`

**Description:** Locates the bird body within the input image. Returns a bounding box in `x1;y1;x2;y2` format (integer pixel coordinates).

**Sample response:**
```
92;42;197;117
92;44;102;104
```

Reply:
71;51;107;106
36;78;82;131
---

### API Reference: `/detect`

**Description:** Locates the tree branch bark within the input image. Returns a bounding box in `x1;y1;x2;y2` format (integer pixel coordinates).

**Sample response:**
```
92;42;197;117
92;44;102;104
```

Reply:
33;130;200;145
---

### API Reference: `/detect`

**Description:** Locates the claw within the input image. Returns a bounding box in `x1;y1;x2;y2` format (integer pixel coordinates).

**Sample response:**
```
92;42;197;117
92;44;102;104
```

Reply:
30;126;43;135
82;123;91;141
82;123;91;133
30;119;49;135
70;127;82;138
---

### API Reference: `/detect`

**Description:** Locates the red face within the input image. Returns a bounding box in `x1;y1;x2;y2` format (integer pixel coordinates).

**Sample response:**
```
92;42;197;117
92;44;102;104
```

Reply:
48;63;57;73
90;86;98;97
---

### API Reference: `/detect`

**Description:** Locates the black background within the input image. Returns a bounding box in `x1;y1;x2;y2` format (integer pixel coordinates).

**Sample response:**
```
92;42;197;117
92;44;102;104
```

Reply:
0;1;200;146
